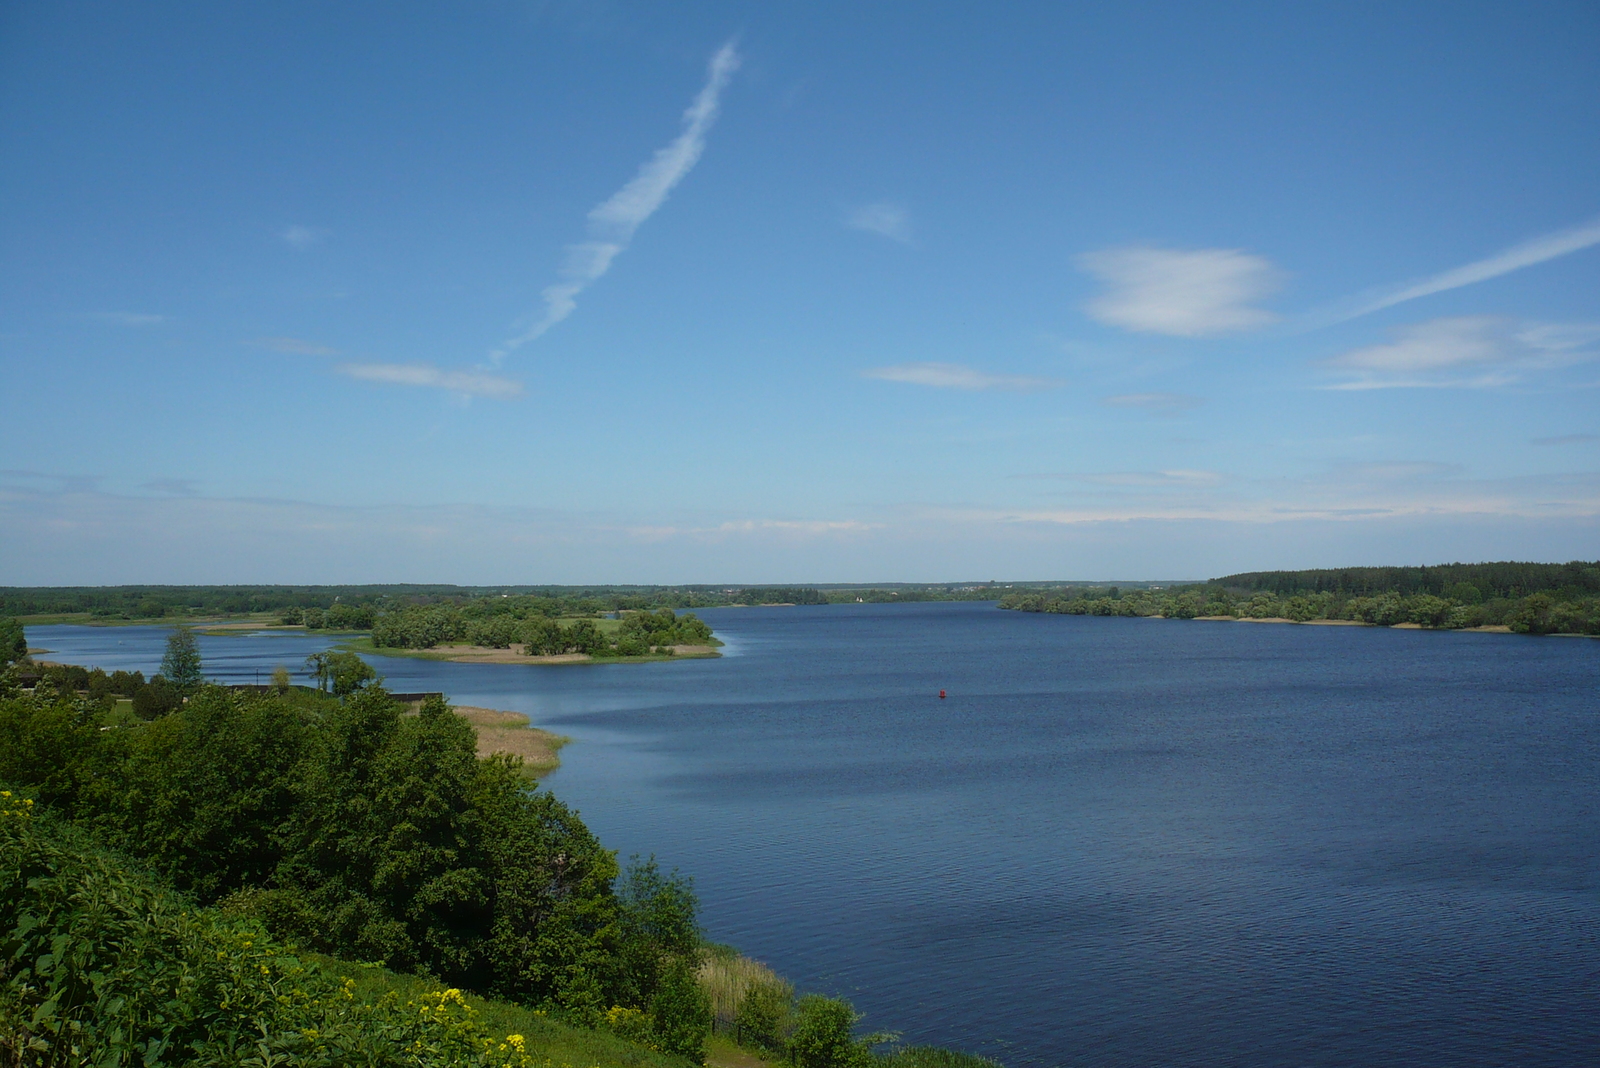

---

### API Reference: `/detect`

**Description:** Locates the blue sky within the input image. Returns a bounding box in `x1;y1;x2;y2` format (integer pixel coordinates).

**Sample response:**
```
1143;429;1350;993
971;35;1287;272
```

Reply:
2;1;1597;584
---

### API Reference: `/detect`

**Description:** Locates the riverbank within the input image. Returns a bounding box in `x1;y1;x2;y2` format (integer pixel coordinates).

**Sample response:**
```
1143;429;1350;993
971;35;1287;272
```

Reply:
343;634;721;665
451;705;569;775
1193;615;1526;634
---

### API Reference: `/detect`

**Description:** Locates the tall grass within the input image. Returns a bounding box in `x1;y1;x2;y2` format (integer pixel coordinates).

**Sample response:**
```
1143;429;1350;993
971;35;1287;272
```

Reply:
698;946;793;1034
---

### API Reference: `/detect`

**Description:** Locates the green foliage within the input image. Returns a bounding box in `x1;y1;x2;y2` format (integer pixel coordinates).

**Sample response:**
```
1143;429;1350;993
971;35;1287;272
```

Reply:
0;619;24;668
371;604;715;657
133;675;181;719
1216;559;1600;599
789;996;876;1068
1000;568;1600;636
160;624;204;693
733;976;794;1053
0;803;620;1067
615;857;701;1013
648;959;711;1063
304;650;377;694
878;1047;1004;1068
0;681;696;1020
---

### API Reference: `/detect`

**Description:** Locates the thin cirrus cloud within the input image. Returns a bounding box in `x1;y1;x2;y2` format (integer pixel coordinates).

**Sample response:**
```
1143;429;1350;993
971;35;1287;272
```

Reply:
1077;247;1282;337
491;41;740;364
1101;392;1203;414
863;362;1063;391
848;202;914;245
1329;214;1600;323
1321;315;1599;390
1072;469;1223;487
337;362;524;399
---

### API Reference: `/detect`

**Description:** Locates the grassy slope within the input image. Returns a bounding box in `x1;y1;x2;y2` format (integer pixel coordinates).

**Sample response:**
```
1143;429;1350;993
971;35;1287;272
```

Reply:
313;954;699;1068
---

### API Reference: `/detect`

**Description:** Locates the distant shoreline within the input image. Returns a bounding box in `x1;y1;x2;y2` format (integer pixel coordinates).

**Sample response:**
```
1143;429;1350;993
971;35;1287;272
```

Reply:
343;635;721;665
1193;615;1526;634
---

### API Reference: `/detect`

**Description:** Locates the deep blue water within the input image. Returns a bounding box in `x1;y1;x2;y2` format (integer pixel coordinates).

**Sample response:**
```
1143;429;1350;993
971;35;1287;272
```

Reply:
29;604;1600;1067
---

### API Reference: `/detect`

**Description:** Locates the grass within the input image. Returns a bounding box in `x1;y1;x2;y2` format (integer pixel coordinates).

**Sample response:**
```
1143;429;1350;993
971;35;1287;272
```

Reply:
697;947;791;1033
449;705;570;776
307;954;697;1068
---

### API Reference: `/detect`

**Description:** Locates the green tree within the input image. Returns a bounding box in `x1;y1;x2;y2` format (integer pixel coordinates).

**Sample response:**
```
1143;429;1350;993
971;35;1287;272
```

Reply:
305;650;376;694
160;624;204;692
789;996;874;1068
132;675;181;719
0;617;26;668
649;957;712;1063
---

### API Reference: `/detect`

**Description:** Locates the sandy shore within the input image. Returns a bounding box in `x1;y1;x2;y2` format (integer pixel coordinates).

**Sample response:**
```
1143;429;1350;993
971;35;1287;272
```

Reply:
450;706;569;774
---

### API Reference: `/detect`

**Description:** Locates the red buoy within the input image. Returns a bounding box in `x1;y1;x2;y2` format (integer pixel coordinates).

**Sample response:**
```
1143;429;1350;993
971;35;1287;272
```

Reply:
939;689;947;698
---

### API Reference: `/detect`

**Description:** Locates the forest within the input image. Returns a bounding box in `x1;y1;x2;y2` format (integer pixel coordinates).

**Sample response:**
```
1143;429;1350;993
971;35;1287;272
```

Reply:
0;583;1027;623
999;560;1600;635
0;630;983;1068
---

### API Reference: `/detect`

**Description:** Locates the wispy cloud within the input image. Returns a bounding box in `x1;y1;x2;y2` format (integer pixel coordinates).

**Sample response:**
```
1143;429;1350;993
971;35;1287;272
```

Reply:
94;312;166;326
250;336;341;356
140;478;199;497
848;202;914;244
492;41;740;363
1078;247;1281;336
1101;392;1203;415
1321;316;1598;390
337;362;524;398
282;225;326;249
1071;469;1224;487
1532;433;1599;446
862;362;1063;391
1332;215;1600;322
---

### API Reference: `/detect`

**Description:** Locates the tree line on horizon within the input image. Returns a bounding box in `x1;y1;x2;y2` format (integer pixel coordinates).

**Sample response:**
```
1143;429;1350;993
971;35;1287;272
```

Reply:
1000;560;1600;635
0;582;1014;622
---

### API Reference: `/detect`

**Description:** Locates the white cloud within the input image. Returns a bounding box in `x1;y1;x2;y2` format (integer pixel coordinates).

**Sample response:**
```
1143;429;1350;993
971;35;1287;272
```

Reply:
337;362;524;398
493;41;740;362
1101;392;1203;414
282;225;325;249
1337;215;1600;321
1077;247;1281;336
1322;316;1598;389
94;312;166;326
848;202;913;244
862;362;1063;391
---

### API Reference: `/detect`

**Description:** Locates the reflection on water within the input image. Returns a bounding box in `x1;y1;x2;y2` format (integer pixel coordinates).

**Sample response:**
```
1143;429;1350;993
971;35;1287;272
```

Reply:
30;605;1600;1068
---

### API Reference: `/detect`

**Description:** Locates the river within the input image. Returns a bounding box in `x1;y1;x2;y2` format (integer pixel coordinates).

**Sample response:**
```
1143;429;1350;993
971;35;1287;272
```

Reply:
26;603;1600;1067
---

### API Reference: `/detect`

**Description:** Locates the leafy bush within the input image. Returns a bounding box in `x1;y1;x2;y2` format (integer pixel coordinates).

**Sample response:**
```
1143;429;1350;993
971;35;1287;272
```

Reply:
0;800;551;1067
789;996;877;1068
0;683;694;1021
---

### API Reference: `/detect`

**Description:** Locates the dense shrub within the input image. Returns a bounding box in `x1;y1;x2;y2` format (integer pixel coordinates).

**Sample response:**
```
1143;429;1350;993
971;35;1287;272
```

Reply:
0;798;566;1067
0;684;705;1032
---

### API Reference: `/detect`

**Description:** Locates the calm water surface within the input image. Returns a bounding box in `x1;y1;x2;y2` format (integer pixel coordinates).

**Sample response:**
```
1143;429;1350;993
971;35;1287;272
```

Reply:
32;604;1600;1067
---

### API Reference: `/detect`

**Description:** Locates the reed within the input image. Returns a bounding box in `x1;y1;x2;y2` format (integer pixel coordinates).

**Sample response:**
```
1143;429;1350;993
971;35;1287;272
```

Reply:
697;947;793;1034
